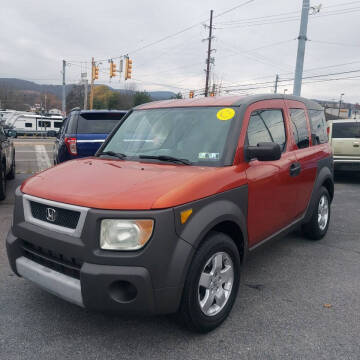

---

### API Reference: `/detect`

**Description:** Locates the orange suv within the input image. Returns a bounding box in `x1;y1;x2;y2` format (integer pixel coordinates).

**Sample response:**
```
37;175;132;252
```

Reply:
7;95;334;332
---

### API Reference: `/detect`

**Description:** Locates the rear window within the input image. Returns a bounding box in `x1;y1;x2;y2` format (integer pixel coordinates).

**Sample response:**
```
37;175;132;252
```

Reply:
308;110;328;144
76;113;125;134
332;122;360;138
289;109;310;149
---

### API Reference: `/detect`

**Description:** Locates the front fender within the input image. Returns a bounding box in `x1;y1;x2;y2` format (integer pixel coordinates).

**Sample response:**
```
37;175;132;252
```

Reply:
174;186;248;251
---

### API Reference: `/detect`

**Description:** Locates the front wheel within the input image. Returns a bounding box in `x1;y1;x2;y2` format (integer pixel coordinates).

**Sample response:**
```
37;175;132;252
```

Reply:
302;186;331;240
179;231;241;332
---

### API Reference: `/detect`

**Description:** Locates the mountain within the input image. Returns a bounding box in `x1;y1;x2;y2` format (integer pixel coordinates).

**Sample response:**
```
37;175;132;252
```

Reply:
0;78;177;102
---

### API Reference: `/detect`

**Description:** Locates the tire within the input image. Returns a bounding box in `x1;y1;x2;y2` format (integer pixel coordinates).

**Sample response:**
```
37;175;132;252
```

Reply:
179;231;241;333
302;186;331;240
0;163;6;201
6;151;15;180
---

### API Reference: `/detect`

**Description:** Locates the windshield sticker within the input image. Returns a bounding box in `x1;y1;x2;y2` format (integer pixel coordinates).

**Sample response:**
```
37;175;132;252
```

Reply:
198;152;220;160
217;108;235;121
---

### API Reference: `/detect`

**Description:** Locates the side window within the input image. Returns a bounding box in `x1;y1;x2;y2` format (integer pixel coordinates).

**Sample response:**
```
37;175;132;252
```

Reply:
308;110;328;144
247;109;286;151
289;109;310;149
60;118;69;134
0;127;6;140
25;123;33;128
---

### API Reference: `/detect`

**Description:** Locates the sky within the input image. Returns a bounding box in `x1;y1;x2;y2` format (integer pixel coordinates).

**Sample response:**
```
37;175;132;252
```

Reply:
1;0;360;103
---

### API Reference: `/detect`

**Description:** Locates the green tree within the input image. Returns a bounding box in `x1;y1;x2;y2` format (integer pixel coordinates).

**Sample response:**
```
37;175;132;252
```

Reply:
133;91;152;106
172;92;183;99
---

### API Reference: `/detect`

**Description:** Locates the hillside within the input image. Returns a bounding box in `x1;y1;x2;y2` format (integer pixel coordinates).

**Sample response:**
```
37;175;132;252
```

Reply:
0;78;176;105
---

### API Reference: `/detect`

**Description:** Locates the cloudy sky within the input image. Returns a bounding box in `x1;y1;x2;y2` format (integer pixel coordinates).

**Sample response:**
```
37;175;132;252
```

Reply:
1;0;360;102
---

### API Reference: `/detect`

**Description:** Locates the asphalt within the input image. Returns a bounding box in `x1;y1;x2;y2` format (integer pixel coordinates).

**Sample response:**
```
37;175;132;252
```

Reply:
0;140;359;359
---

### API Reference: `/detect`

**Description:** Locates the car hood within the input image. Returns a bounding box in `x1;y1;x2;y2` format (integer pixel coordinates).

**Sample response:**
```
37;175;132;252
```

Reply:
20;158;247;210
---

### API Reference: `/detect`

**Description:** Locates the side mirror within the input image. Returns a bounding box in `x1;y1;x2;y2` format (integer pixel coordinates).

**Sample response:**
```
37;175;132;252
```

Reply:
245;142;281;162
6;129;17;138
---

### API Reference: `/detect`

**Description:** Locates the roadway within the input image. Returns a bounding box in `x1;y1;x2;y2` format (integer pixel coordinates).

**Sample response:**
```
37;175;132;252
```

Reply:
0;138;359;359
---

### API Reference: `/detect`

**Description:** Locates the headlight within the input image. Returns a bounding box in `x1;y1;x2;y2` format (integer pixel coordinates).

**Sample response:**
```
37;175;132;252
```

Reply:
100;219;154;251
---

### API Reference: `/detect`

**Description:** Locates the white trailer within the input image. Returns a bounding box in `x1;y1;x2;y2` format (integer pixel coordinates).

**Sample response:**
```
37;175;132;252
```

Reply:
6;113;64;135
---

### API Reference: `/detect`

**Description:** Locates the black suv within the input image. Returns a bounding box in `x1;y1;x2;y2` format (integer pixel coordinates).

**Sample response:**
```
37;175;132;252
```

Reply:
0;126;16;200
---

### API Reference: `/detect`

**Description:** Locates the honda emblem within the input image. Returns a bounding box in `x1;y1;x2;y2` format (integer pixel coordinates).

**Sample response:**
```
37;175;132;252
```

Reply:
46;208;57;222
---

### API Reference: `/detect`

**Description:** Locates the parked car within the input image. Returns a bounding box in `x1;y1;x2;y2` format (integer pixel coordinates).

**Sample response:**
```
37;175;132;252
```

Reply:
54;109;127;163
7;95;334;332
0;126;16;200
327;119;360;172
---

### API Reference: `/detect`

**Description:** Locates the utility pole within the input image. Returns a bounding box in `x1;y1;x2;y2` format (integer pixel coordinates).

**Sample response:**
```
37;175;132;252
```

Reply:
62;60;66;115
89;57;95;110
338;93;344;118
293;0;310;96
274;74;279;94
204;10;214;97
83;79;88;110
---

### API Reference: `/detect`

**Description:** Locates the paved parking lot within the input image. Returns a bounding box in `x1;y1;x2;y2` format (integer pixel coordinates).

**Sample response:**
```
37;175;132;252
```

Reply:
0;139;359;359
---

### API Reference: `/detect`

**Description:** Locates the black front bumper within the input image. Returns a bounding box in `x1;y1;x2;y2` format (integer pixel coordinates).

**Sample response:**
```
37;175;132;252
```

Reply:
6;189;194;314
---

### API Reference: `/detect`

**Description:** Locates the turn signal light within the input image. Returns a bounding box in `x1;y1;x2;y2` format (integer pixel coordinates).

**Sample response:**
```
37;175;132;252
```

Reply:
65;137;78;156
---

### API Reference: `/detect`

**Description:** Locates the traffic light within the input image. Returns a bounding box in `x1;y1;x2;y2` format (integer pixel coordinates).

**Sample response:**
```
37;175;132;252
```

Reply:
110;61;117;78
92;65;99;80
125;57;133;80
189;90;194;98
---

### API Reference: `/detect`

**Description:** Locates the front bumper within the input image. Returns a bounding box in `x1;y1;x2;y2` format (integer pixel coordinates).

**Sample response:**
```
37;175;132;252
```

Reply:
6;190;194;314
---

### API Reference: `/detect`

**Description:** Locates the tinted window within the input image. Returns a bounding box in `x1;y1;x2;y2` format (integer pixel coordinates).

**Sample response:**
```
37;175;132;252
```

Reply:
54;122;63;128
0;127;5;140
247;109;286;150
76;113;125;134
25;123;32;128
103;107;235;166
289;109;309;149
332;122;360;138
309;109;327;144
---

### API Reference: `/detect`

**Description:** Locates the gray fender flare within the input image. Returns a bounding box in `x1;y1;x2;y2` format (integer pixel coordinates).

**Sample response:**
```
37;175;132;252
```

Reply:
177;199;248;254
303;166;334;223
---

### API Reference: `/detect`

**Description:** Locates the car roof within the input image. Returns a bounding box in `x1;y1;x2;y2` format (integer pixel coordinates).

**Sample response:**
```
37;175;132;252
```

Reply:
69;108;128;114
134;94;323;111
79;110;127;114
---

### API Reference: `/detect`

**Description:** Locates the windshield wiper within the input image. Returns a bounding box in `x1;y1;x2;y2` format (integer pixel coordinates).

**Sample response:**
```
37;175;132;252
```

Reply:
97;151;127;160
138;155;192;165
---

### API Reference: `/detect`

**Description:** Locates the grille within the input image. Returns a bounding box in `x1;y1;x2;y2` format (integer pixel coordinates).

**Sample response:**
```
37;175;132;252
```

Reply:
22;241;82;279
30;201;80;229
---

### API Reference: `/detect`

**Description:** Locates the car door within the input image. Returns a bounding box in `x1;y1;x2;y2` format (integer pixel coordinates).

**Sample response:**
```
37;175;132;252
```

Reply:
242;100;299;247
285;100;318;216
54;117;68;163
330;121;360;158
0;126;10;173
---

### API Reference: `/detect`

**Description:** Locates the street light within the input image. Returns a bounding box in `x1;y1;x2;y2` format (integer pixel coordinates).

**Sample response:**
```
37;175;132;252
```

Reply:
338;93;344;118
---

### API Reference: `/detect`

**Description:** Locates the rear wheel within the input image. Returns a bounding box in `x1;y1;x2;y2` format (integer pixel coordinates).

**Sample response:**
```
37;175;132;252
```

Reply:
302;186;331;240
179;231;240;332
0;163;6;201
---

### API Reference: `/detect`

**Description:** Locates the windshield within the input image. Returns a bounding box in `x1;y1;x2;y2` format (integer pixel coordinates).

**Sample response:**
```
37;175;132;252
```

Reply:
332;122;360;138
102;107;237;166
77;113;125;134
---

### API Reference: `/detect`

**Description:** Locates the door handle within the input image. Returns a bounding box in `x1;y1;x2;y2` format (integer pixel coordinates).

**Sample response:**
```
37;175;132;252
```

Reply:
290;162;301;177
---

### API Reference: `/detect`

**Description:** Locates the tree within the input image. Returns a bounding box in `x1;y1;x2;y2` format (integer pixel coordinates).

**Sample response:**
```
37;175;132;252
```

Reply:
172;92;183;99
133;91;152;106
66;85;85;112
